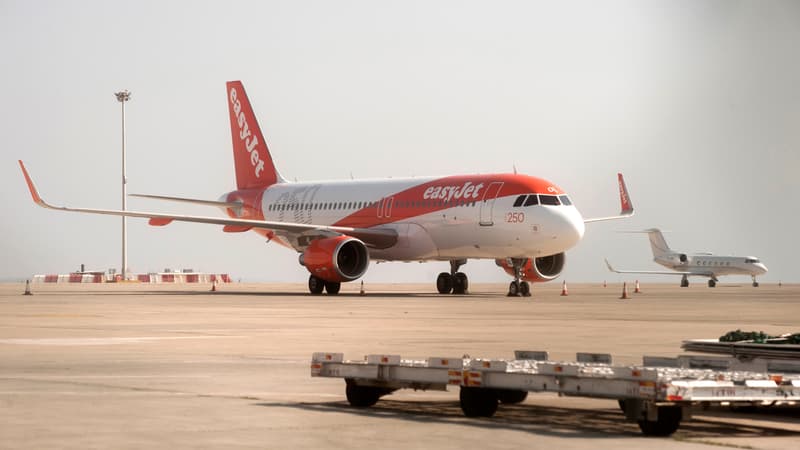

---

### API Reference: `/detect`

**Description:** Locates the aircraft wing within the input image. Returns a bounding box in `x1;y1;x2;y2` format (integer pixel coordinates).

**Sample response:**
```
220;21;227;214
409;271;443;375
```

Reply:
584;173;635;223
19;161;397;250
604;259;713;277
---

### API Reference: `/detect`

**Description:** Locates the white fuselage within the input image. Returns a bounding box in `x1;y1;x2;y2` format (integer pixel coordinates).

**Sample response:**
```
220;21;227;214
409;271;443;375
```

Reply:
654;253;768;278
228;175;586;262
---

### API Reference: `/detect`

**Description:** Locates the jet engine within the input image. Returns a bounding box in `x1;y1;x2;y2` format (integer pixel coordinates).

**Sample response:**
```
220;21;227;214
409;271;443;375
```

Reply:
299;236;369;282
495;253;566;282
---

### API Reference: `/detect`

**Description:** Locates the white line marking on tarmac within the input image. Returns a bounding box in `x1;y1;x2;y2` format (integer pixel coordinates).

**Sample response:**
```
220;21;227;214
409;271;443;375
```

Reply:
0;336;242;346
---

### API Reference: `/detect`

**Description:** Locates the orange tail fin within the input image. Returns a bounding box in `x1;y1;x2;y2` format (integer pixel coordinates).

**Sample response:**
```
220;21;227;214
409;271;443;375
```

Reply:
226;81;284;189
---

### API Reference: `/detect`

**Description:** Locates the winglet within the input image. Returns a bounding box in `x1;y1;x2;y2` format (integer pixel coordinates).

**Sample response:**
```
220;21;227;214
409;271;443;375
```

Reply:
18;160;45;206
618;173;633;216
583;173;635;223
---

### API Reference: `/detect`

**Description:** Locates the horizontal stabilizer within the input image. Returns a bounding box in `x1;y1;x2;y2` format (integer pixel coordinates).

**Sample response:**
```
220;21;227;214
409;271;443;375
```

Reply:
148;218;174;226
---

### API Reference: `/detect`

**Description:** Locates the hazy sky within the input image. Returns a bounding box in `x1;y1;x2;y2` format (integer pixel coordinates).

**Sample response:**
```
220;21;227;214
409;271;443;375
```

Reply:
1;0;798;284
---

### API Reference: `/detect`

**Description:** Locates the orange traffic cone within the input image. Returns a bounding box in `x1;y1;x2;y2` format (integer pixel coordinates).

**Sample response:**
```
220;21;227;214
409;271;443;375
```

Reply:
23;280;33;296
619;282;629;299
603;280;607;288
560;280;568;296
211;280;217;292
634;280;641;294
359;280;365;296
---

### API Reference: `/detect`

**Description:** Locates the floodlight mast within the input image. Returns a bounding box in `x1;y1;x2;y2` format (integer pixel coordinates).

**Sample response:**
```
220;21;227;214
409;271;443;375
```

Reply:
114;90;131;280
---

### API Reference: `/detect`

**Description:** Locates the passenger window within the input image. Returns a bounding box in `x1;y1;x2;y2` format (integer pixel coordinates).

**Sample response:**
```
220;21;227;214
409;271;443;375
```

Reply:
513;195;526;207
524;195;539;207
559;195;572;206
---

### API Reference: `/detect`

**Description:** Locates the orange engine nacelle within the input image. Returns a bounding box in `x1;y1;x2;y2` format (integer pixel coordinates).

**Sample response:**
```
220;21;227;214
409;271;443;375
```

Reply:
495;253;566;283
299;236;370;283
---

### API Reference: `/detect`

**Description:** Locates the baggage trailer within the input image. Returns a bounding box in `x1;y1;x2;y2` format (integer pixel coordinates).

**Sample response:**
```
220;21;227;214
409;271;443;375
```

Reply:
311;350;800;436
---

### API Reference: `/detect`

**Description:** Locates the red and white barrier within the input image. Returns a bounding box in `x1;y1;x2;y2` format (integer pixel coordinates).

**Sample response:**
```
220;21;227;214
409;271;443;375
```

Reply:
32;273;232;284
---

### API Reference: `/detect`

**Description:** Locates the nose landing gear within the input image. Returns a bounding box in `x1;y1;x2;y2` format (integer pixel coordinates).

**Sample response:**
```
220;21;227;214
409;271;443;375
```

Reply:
506;258;531;297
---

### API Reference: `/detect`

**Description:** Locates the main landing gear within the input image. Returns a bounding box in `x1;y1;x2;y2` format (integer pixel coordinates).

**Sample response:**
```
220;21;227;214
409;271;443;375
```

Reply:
436;259;469;294
680;275;689;288
708;279;717;288
506;258;531;297
308;275;341;295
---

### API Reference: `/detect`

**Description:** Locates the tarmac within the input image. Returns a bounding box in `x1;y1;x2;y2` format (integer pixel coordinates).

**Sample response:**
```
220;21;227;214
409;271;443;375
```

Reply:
1;281;798;449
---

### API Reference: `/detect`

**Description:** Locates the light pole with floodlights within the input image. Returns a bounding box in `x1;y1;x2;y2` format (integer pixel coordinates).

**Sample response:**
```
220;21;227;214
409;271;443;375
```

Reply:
114;90;131;280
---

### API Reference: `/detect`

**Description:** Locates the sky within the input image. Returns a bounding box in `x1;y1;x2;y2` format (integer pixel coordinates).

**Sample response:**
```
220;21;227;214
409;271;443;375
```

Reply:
1;0;798;284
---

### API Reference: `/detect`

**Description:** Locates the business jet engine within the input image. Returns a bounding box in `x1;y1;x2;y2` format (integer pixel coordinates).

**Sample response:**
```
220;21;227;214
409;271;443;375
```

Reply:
495;253;565;282
299;236;370;282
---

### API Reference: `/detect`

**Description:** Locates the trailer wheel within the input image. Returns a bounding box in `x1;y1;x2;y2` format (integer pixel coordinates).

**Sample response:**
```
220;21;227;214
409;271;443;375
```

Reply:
495;389;528;404
459;387;498;417
345;382;386;407
637;406;682;436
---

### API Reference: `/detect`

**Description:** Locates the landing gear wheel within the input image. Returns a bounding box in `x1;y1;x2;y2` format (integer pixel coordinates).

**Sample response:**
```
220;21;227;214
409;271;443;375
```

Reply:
637;405;682;436
325;281;341;295
519;281;531;297
452;272;469;294
308;275;325;295
507;280;520;297
459;387;498;417
680;276;689;288
495;389;528;404
436;272;454;294
753;281;759;287
708;279;716;288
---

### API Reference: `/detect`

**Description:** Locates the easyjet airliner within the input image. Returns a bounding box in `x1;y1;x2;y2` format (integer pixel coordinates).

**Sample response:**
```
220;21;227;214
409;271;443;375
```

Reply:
20;81;634;296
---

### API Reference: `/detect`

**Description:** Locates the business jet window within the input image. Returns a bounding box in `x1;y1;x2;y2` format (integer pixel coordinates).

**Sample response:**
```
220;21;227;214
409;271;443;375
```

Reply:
559;195;572;205
524;195;539;206
539;195;561;206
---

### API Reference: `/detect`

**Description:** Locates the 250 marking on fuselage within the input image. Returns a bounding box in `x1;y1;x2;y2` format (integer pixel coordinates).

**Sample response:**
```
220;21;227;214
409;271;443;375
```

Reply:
506;212;525;223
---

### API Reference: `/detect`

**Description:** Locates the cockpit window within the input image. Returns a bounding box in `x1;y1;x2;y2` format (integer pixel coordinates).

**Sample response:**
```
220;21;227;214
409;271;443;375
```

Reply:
513;195;526;207
523;195;539;206
558;195;572;206
539;195;561;206
745;258;760;264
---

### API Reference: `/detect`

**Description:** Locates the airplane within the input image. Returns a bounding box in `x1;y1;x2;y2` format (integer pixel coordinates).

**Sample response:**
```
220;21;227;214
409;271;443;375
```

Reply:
19;80;634;297
605;228;768;288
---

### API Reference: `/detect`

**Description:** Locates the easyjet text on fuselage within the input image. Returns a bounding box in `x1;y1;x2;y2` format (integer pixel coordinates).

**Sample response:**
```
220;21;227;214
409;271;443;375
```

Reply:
422;182;484;201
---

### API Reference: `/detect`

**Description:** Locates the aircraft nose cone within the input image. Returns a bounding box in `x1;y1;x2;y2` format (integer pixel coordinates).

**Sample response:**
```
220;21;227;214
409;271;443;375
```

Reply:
559;207;585;250
756;263;768;274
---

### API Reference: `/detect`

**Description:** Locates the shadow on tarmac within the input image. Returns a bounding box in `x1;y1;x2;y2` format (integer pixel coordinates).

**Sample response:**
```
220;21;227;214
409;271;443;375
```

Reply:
259;400;800;439
38;289;478;299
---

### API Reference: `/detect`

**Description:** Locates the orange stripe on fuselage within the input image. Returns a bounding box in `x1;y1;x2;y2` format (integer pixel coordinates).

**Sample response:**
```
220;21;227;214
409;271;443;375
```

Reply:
333;173;563;228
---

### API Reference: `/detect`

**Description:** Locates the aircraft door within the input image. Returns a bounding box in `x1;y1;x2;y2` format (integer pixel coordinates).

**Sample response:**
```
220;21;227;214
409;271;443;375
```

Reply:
479;182;504;226
377;196;394;220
